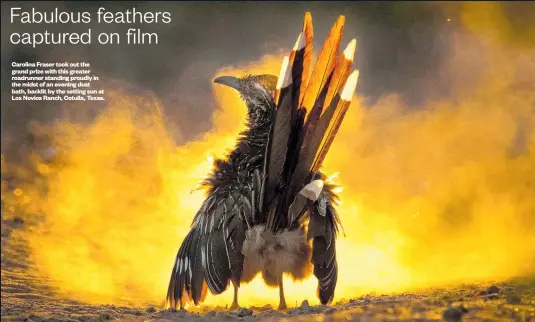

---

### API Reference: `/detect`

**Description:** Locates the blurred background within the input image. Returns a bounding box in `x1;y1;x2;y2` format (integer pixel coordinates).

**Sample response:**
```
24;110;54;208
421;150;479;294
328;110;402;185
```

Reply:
4;1;530;149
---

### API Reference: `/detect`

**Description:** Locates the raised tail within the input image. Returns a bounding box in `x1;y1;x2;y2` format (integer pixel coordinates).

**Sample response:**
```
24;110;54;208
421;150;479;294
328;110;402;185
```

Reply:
263;13;359;231
261;12;359;306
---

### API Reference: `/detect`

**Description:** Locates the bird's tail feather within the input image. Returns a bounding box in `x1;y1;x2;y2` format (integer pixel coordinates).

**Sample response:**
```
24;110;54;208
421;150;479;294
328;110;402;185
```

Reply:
263;13;359;231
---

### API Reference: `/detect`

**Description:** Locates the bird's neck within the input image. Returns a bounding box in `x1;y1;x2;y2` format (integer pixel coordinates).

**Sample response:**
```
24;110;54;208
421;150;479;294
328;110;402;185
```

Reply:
201;110;272;195
233;119;271;159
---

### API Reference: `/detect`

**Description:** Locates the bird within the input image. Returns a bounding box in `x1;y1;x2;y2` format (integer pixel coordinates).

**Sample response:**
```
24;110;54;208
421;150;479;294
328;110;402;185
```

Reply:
166;12;359;311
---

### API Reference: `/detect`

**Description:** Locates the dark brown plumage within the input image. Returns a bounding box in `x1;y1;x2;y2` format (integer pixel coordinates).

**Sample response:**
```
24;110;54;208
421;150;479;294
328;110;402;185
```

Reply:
166;12;359;311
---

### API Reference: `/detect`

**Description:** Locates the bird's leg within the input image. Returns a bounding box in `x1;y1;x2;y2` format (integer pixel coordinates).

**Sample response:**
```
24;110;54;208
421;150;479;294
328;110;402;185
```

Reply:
229;282;240;311
277;274;288;310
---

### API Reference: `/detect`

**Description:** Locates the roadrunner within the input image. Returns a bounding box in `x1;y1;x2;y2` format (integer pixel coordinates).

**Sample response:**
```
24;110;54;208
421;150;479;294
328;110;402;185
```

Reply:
167;12;359;310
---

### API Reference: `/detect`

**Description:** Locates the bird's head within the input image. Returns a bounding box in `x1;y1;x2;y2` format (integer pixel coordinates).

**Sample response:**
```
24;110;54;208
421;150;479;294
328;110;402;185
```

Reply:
213;74;278;126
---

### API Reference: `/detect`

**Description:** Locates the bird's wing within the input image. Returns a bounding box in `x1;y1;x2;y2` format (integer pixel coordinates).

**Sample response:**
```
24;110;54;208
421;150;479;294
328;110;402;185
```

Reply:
263;13;359;231
166;170;261;309
307;179;341;304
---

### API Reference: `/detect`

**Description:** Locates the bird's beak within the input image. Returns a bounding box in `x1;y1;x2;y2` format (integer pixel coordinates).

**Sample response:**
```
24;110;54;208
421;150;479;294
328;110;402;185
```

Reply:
213;76;241;91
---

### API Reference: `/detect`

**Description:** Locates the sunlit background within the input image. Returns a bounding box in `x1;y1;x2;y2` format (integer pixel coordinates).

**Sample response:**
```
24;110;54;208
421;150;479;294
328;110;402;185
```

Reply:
1;1;534;310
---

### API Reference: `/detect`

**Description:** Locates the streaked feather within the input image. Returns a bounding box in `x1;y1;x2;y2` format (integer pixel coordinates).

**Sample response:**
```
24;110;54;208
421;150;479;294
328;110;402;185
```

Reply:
290;12;314;110
324;39;356;110
264;57;293;229
312;70;359;173
166;188;254;308
311;199;338;305
300;15;344;123
283;16;345;219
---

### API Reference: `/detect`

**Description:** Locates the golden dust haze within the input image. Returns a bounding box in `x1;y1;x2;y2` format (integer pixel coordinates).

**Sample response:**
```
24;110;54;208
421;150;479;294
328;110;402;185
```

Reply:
2;3;534;309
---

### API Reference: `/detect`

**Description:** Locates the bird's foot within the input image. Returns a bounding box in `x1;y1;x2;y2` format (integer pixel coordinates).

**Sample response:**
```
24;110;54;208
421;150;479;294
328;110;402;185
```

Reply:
229;302;240;311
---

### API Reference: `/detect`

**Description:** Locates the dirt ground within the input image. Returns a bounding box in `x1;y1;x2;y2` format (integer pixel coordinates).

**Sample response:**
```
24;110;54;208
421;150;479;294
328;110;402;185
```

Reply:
2;214;534;322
